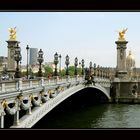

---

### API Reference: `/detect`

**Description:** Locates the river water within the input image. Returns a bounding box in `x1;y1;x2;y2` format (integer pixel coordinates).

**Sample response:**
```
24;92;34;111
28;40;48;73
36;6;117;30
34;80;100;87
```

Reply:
33;89;140;129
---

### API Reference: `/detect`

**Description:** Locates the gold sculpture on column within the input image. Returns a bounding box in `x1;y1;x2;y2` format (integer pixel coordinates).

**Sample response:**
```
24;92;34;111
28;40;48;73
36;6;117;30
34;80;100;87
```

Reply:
8;27;17;40
117;28;128;41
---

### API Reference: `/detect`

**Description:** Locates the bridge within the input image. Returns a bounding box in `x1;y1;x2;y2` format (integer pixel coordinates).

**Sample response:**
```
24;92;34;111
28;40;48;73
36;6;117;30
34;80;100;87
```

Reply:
0;75;111;128
1;27;140;128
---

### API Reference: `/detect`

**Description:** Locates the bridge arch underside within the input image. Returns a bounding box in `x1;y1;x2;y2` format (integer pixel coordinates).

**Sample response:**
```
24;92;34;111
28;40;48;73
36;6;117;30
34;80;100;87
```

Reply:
33;87;109;128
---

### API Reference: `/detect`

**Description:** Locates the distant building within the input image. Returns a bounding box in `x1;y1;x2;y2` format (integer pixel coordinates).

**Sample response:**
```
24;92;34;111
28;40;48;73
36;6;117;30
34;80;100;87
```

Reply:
0;56;8;69
45;62;55;71
29;48;38;65
0;56;8;66
126;50;136;77
0;56;8;76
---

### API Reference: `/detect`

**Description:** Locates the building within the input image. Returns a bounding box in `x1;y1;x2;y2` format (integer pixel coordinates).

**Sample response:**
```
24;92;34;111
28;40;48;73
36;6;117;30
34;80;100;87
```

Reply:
0;56;8;67
29;48;38;65
0;56;8;75
126;50;136;77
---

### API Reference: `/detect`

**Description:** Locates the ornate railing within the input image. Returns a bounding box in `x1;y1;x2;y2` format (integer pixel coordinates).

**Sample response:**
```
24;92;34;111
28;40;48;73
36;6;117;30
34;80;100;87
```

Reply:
0;75;110;128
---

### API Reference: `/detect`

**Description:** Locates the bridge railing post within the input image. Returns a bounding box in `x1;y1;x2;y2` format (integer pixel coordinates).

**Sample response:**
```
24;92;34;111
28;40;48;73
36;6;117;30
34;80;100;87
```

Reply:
75;75;78;81
1;83;5;92
29;80;33;87
13;110;20;126
15;78;22;91
0;113;5;128
38;77;44;86
0;105;5;128
66;75;70;82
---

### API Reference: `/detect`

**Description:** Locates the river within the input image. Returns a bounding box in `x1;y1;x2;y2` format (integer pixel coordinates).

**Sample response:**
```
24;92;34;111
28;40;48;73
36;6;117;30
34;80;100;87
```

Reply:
33;89;140;129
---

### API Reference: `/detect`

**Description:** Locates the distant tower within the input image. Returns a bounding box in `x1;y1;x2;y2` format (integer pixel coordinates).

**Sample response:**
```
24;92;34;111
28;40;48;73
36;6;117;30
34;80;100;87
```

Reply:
7;27;20;78
29;48;38;65
115;28;128;78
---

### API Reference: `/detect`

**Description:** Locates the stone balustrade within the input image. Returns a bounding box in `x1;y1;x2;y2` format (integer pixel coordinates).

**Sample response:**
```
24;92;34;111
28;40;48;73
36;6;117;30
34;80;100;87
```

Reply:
0;75;110;128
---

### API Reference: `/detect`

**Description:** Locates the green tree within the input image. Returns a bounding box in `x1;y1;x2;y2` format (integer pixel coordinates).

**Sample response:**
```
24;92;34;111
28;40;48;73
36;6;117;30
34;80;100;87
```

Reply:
44;65;53;78
60;69;66;77
68;66;75;76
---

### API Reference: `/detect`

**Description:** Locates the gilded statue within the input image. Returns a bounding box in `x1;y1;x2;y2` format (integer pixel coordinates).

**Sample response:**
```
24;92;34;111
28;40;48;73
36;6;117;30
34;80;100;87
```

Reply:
117;28;128;41
8;27;17;40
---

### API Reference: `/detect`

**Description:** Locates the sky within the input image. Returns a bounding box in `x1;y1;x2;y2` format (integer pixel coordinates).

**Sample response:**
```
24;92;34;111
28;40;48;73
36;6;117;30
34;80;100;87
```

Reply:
0;12;140;68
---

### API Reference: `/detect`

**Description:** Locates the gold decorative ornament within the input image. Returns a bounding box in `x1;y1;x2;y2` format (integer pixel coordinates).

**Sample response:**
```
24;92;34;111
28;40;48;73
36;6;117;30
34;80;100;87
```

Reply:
117;28;128;41
1;99;8;108
29;95;33;100
8;27;17;40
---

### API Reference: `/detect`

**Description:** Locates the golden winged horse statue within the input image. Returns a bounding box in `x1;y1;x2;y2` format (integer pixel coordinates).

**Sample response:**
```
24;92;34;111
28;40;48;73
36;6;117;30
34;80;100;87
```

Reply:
8;27;17;40
117;28;128;41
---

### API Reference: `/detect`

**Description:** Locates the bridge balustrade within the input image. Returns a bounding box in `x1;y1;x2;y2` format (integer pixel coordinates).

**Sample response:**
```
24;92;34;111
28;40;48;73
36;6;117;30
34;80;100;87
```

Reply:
0;76;86;128
0;75;110;128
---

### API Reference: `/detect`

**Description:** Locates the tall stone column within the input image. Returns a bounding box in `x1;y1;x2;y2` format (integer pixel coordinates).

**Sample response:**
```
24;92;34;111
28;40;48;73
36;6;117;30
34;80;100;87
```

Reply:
7;40;20;79
115;40;128;78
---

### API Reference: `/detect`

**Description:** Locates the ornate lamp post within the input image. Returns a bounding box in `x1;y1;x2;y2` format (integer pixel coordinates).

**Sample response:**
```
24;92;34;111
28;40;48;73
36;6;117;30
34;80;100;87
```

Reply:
65;55;70;76
100;66;103;78
94;63;96;76
14;44;22;78
89;61;92;75
81;59;85;76
97;65;100;77
26;45;29;79
37;49;44;77
59;54;62;76
74;57;78;76
54;52;59;77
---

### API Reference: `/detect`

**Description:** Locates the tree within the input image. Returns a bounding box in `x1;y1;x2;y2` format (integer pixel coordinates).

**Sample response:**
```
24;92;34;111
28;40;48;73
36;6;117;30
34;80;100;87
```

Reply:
60;69;66;77
68;66;82;76
44;65;53;78
68;66;75;76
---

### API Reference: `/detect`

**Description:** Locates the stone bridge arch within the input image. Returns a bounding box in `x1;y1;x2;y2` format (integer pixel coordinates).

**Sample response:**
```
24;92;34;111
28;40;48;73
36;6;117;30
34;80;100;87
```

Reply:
11;84;110;128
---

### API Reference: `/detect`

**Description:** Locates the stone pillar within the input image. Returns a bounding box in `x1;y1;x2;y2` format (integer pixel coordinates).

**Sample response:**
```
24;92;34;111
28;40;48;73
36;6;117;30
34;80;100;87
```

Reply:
1;83;5;92
27;107;32;115
29;80;32;87
15;78;22;91
13;110;20;126
39;77;44;86
112;78;121;103
0;107;5;128
115;40;128;78
0;114;4;128
26;97;32;115
13;100;20;126
6;40;20;78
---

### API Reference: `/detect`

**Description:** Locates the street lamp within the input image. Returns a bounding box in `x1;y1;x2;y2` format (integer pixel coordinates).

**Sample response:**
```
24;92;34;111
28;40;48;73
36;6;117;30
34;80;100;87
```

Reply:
54;52;59;77
89;61;92;75
97;65;100;77
37;49;44;77
65;55;70;76
59;54;62;76
14;44;22;78
94;63;96;76
26;45;29;79
81;59;85;76
74;57;78;76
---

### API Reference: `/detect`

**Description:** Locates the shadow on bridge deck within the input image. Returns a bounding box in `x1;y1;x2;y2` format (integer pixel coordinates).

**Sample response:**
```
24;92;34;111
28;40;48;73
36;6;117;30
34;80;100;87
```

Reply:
32;87;109;129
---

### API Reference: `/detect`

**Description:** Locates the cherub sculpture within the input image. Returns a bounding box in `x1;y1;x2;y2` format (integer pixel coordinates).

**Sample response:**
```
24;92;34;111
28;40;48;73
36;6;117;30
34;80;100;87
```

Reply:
8;27;17;40
117;28;128;41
